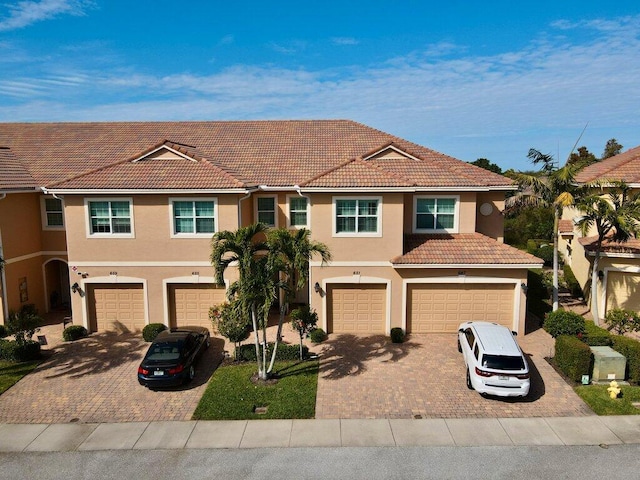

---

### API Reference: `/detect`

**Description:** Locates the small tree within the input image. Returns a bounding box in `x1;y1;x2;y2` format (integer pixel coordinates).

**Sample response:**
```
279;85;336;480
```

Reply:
6;304;41;346
290;305;318;360
210;301;249;360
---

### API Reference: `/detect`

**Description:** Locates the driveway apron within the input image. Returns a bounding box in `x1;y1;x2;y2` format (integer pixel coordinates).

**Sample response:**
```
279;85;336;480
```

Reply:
315;328;594;419
0;325;224;424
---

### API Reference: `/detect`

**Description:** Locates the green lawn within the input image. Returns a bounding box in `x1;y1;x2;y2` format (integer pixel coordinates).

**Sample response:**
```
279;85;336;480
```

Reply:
0;360;39;395
193;359;319;420
575;384;640;415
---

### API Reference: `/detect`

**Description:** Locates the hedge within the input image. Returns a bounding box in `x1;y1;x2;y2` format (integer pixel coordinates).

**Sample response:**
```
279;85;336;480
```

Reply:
142;323;167;342
611;335;640;384
582;320;612;347
63;325;88;342
562;264;583;298
237;342;308;362
554;335;592;382
390;327;405;343
543;309;586;338
0;339;41;362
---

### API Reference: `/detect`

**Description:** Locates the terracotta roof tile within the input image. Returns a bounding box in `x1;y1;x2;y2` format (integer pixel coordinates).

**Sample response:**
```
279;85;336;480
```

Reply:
392;233;543;265
0;120;514;190
558;219;574;234
578;235;640;254
576;146;640;184
0;147;37;190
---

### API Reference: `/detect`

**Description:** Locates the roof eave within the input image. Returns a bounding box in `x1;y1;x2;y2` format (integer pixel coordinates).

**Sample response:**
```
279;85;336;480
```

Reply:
392;263;543;269
44;188;254;195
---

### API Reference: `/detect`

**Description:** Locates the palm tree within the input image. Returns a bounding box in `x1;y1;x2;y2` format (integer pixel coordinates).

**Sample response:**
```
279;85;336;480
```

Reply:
265;228;331;373
211;223;276;379
507;149;585;311
574;182;640;325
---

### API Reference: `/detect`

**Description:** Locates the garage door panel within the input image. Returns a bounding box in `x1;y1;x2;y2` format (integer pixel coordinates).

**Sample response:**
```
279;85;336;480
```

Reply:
408;284;514;333
90;284;145;333
329;284;386;334
170;284;226;331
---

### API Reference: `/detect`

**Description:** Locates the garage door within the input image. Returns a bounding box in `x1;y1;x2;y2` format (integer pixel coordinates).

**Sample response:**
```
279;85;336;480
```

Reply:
169;284;227;331
606;272;640;312
89;284;145;333
407;283;514;333
328;284;386;334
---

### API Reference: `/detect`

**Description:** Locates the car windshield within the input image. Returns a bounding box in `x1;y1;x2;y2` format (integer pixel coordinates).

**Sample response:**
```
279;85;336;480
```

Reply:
482;354;525;371
145;341;182;362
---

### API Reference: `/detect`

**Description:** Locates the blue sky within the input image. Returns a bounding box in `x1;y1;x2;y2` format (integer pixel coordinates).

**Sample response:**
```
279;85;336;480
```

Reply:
1;1;640;171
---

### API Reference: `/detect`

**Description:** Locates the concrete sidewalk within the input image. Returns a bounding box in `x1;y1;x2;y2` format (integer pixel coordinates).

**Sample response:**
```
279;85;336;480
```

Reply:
1;416;639;452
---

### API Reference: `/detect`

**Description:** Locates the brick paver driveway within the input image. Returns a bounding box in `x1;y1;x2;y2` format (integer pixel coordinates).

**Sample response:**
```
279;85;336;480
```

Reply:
0;324;225;424
315;327;595;419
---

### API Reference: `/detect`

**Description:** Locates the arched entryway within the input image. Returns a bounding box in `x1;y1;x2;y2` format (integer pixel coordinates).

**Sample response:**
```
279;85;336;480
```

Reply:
43;259;71;313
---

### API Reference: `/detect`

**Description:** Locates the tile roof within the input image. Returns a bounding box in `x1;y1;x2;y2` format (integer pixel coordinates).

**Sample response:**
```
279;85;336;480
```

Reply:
576;146;640;184
578;235;640;255
0;121;514;191
0;147;37;190
558;219;574;234
392;233;543;265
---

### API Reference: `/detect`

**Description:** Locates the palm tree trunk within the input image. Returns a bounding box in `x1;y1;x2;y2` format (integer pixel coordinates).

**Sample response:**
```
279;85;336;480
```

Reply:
591;251;601;325
552;209;560;311
266;302;287;375
251;305;264;378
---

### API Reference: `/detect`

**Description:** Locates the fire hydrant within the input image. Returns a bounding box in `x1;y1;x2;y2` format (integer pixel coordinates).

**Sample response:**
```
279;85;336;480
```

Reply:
607;380;621;399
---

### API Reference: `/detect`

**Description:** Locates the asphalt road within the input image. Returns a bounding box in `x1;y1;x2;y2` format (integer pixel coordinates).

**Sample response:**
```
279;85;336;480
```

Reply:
2;445;639;480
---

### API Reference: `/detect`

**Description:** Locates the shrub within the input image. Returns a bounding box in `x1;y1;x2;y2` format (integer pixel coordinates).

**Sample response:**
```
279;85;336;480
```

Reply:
308;328;327;344
554;335;592;382
534;245;554;266
62;325;88;342
290;305;318;360
0;339;41;362
210;302;249;359
611;336;640;384
142;323;167;342
6;305;41;346
390;327;405;343
527;269;552;319
562;264;583;298
0;324;6;338
605;308;640;335
581;320;612;346
237;342;308;362
543;309;586;338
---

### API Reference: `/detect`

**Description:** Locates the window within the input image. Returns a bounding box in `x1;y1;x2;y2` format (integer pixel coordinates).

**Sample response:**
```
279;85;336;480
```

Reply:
87;199;132;236
172;199;216;235
414;196;458;232
334;198;381;236
288;196;308;228
256;196;276;227
41;197;64;229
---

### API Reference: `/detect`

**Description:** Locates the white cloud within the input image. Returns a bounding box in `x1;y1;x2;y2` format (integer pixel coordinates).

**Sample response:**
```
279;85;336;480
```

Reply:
2;15;640;170
0;0;94;31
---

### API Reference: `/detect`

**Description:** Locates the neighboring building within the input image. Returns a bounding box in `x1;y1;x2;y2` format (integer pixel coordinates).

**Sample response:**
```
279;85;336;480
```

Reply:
0;121;541;335
561;145;640;317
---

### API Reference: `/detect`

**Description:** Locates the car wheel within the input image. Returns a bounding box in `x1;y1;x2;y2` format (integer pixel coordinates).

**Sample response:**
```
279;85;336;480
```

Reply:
466;368;474;390
457;339;462;353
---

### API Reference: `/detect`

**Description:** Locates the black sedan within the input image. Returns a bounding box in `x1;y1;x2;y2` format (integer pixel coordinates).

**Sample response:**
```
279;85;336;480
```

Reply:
137;326;210;388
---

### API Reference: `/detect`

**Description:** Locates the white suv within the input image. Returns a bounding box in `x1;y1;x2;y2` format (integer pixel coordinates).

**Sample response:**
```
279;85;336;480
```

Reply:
457;321;530;397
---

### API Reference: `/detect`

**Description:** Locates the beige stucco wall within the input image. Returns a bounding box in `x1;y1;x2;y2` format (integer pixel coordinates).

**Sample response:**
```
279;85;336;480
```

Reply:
0;193;69;320
475;192;505;240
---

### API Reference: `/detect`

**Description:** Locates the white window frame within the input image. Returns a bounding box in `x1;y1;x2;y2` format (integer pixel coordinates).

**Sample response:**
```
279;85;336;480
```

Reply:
286;195;309;229
413;195;460;233
332;196;383;237
84;197;135;238
254;195;278;228
40;196;65;230
169;197;219;238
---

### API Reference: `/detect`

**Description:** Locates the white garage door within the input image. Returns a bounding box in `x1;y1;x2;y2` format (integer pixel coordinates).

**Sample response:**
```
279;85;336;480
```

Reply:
90;284;145;333
606;272;640;312
328;284;386;334
169;284;227;331
408;283;514;333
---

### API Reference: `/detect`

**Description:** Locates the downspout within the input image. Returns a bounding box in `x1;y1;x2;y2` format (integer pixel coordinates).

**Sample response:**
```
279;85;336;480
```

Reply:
238;191;252;227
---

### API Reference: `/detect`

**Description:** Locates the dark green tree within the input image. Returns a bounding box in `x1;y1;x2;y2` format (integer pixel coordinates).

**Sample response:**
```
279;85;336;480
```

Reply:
602;138;623;159
567;146;597;168
469;158;502;174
